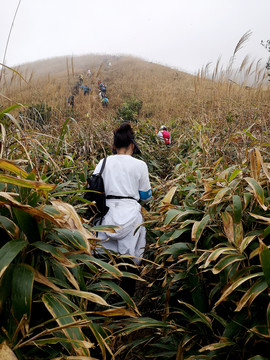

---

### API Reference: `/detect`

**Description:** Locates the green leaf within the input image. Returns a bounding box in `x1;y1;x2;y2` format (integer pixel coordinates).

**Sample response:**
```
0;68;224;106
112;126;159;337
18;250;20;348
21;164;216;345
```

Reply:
236;278;268;311
0;159;28;178
55;229;88;251
117;317;172;336
161;242;193;256
13;208;40;243
199;340;235;352
0;239;27;276
212;254;246;274
88;256;122;277
164;209;201;225
245;177;267;210
259;245;270;287
203;246;237;268
210;187;231;207
191;215;210;243
0;216;19;239
215;272;263;307
0;174;56;190
243;192;252;209
232;195;242;223
100;279;138;312
178;301;212;330
11;264;34;322
43;293;90;356
228;169;241;183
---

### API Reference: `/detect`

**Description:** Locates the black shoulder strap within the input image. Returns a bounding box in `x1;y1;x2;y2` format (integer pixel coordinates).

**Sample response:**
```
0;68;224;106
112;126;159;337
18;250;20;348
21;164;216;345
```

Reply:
99;157;107;175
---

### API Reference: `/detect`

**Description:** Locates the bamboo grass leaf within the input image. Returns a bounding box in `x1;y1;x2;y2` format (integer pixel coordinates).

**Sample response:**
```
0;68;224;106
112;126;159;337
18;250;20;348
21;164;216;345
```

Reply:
0;174;56;190
62;289;109;306
0;215;19;239
255;148;270;181
234;221;243;247
244;177;267;210
232;195;242;224
95;308;138;317
0;111;24;134
203;246;237;268
249;213;270;225
42;293;90;356
228;169;241;183
100;279;139;313
215;272;263;307
0;239;27;276
235;278;268;311
259;245;270;286
178;301;212;330
212;254;246;274
0;159;28;178
199;340;235;352
160;242;192;256
210;187;231;207
221;211;234;244
11;264;34;322
191;215;210;244
161;186;177;204
88;256;122;277
239;235;257;253
116;317;172;336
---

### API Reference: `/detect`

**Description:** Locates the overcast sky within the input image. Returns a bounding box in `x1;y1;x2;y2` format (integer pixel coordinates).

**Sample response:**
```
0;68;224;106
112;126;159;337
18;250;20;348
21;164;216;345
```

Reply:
1;0;269;74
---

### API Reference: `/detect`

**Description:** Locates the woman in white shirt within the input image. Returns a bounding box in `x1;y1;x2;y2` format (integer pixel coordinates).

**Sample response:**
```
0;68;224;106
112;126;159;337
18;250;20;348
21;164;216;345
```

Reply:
93;122;152;269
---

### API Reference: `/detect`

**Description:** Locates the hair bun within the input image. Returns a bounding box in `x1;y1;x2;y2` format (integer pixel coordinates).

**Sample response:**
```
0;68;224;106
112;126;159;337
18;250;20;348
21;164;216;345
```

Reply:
118;122;132;133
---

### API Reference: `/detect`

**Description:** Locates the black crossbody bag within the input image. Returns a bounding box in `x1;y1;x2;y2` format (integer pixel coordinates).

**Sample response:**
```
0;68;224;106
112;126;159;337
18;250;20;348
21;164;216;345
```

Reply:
84;158;109;221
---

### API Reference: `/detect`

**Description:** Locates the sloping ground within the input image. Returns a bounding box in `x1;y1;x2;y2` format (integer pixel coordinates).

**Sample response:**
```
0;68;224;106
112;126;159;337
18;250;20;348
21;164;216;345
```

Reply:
2;54;197;120
2;53;270;129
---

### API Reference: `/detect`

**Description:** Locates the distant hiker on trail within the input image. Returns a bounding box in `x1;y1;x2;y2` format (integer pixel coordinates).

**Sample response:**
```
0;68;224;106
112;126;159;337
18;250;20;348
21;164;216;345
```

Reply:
87;69;91;78
67;95;75;109
79;74;84;84
81;85;90;96
157;125;171;145
73;82;80;95
99;91;105;99
100;84;107;94
101;96;109;108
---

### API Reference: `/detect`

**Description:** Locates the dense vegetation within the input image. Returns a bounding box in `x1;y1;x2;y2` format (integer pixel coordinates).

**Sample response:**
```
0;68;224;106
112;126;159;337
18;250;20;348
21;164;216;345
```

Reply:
0;52;270;360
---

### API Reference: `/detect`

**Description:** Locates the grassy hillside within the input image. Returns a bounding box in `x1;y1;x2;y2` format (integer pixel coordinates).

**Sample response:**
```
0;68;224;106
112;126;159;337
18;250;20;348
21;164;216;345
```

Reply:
1;54;270;359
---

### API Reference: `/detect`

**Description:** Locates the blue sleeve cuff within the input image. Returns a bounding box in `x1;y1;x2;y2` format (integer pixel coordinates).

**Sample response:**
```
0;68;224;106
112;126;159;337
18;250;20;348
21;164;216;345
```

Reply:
139;189;152;201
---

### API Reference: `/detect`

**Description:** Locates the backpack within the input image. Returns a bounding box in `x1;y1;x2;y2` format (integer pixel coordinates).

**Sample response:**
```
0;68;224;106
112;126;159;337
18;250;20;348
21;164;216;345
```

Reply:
84;158;109;220
162;130;171;145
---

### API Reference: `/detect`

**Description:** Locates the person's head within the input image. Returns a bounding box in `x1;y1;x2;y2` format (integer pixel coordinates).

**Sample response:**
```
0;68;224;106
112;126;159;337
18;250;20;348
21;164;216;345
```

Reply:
160;125;167;131
113;122;141;155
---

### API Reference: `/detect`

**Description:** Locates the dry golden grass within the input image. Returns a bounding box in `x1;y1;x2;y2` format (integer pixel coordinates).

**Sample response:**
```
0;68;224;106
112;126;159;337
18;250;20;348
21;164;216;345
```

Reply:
1;53;270;145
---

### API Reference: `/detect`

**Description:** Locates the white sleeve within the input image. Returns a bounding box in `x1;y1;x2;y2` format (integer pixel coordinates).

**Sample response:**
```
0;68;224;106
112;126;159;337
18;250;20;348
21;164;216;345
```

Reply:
93;159;104;174
139;162;151;192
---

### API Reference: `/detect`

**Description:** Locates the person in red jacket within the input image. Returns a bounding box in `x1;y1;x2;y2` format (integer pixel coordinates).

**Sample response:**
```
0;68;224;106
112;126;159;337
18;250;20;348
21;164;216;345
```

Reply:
157;125;171;145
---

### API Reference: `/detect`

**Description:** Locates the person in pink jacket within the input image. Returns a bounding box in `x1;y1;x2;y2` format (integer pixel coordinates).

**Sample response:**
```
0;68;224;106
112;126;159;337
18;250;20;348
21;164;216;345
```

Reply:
157;125;171;145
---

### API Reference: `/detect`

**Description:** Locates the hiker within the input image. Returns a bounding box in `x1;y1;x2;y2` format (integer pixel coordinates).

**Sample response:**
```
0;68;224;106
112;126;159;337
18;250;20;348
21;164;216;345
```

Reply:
81;85;90;96
79;74;83;84
87;69;91;78
67;95;75;109
99;91;105;99
73;82;80;95
101;96;108;107
93;122;152;295
100;84;107;94
157;125;171;145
